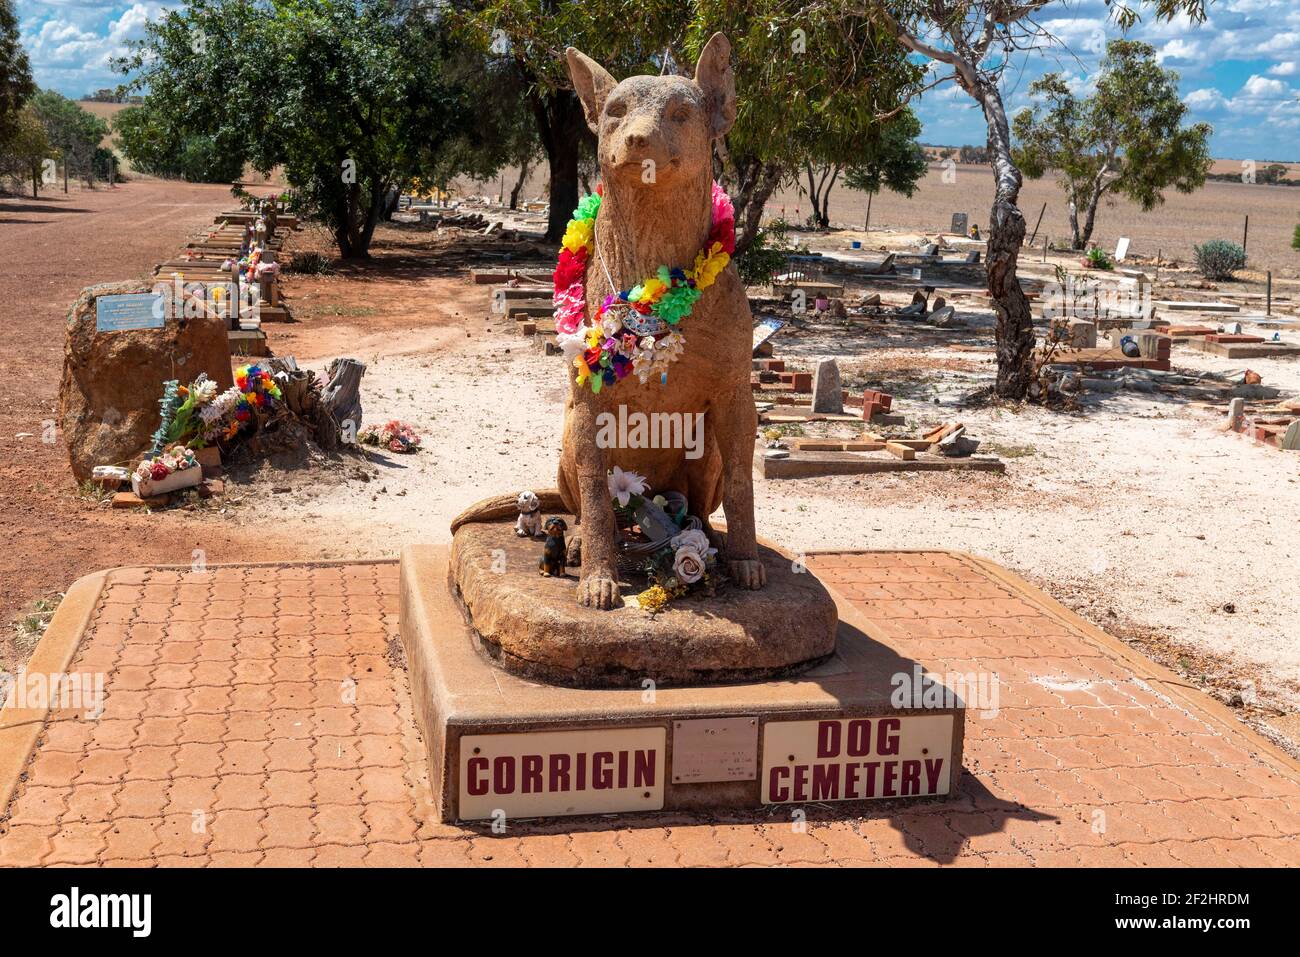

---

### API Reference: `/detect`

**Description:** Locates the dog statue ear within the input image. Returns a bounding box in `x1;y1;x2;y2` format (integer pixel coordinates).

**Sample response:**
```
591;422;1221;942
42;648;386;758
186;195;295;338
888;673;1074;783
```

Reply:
566;47;618;135
693;32;736;138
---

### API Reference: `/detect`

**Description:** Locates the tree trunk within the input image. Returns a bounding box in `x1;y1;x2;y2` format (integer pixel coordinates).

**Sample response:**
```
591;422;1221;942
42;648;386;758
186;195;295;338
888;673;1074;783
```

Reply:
977;84;1036;400
318;357;366;450
1068;197;1083;250
729;158;784;258
509;160;530;210
864;190;873;232
30;163;38;199
802;164;839;230
528;84;585;243
1078;187;1103;250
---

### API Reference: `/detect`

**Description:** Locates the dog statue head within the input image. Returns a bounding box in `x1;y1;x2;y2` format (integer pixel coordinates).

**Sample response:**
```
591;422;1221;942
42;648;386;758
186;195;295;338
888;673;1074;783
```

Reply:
566;33;736;193
516;490;540;515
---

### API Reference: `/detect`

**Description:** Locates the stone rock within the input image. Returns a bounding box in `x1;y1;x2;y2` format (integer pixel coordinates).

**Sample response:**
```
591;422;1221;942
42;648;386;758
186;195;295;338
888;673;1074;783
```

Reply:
59;281;233;481
450;518;838;688
1068;319;1098;349
811;358;843;414
928;305;960;327
938;426;979;457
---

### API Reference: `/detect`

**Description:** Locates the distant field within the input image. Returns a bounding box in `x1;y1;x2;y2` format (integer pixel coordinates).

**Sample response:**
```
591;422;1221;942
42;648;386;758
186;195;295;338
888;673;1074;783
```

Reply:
769;163;1300;278
78;100;129;150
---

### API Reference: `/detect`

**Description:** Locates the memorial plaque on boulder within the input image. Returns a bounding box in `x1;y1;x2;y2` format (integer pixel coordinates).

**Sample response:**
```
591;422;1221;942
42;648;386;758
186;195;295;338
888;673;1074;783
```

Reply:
59;280;234;481
812;357;843;414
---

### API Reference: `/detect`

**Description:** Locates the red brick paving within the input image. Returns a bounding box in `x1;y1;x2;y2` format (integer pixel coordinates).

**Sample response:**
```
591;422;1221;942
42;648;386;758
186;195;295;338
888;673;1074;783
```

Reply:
1;553;1298;867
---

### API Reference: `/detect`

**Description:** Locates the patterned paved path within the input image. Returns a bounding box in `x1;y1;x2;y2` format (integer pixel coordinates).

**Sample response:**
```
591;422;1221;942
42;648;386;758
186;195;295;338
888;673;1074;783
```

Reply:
1;553;1297;866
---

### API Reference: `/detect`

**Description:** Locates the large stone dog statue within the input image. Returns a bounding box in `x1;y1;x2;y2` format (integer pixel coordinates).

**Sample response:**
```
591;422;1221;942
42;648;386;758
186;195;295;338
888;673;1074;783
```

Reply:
558;34;766;609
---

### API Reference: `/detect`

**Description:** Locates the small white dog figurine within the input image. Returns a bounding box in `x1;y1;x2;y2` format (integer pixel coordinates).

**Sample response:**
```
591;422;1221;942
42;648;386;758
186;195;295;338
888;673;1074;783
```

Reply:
515;490;542;538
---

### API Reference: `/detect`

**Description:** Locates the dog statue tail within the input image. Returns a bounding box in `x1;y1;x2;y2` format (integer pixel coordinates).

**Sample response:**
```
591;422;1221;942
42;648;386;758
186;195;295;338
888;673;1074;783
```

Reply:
450;489;567;534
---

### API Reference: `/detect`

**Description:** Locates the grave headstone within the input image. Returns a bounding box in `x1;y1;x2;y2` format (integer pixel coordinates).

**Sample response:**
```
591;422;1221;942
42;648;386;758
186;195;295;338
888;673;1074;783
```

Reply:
1068;320;1098;349
59;281;234;481
950;212;968;234
812;358;843;414
1114;237;1130;262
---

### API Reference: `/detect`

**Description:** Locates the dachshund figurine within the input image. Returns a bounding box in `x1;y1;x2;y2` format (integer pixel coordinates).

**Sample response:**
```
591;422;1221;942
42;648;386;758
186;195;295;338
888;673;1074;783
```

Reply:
538;517;569;577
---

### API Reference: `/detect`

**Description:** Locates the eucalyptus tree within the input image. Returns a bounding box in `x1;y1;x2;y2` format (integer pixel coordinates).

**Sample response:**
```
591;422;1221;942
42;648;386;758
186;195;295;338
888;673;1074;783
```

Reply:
1013;39;1212;251
119;0;476;257
860;0;1213;399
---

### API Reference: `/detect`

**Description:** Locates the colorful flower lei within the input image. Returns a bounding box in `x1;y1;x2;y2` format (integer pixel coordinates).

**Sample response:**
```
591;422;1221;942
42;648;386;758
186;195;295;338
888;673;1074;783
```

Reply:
553;181;735;393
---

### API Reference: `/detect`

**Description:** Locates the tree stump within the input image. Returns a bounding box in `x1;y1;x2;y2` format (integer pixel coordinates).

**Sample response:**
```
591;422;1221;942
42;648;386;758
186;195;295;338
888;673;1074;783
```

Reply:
317;357;365;449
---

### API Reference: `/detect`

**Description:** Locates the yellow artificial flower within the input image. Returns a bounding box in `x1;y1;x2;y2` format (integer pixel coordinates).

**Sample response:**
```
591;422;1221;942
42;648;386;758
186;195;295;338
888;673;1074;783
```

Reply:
561;219;594;254
574;356;592;386
585;327;602;348
690;245;730;289
638;277;667;302
637;585;670;614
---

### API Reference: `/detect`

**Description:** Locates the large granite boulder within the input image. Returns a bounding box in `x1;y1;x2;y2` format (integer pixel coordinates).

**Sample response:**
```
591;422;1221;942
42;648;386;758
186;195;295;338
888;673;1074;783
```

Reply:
59;280;234;481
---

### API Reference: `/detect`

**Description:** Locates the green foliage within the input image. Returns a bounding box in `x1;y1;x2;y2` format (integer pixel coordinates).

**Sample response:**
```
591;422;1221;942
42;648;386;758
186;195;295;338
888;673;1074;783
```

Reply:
1085;247;1114;270
843;108;927;199
1194;240;1247;281
1292;219;1300;253
1012;39;1211;249
736;218;790;286
119;0;478;257
0;0;33;150
687;3;919;173
29;89;109;182
467;0;687;238
114;103;243;182
0;104;50;195
149;380;182;457
286;250;334;275
687;1;920;250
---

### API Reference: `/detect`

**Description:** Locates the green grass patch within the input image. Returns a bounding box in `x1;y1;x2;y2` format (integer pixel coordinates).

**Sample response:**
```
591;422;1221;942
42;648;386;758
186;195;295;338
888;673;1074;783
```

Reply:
12;593;64;654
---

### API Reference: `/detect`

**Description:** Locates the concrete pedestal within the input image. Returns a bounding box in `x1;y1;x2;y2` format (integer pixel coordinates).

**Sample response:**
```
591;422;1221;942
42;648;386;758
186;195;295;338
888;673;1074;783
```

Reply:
400;544;965;823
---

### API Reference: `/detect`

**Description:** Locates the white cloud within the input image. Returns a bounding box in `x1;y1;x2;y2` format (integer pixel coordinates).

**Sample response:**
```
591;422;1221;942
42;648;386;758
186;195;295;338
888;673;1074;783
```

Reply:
1157;39;1201;62
1240;74;1288;98
20;3;174;96
1268;61;1298;77
1184;88;1229;110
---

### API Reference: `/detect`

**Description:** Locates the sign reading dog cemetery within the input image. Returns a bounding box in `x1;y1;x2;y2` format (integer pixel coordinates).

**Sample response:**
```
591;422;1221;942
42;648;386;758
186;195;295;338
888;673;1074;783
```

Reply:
762;715;954;804
458;727;666;819
95;293;167;332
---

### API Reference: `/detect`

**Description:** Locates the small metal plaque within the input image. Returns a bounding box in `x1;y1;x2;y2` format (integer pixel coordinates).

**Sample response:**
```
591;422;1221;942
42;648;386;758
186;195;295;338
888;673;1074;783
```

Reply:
671;717;759;784
95;293;166;332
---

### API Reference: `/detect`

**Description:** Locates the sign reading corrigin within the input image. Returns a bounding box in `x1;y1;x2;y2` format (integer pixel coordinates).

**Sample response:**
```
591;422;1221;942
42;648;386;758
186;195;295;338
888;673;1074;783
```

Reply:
762;715;954;804
458;727;666;820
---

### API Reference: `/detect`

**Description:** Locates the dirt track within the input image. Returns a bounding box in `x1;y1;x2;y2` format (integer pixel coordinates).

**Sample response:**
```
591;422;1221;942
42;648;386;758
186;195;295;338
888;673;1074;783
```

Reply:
0;179;307;663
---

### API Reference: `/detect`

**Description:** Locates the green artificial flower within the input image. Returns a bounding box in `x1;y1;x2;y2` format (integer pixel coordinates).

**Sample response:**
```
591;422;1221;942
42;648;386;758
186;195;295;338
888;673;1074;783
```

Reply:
574;192;602;222
654;284;701;324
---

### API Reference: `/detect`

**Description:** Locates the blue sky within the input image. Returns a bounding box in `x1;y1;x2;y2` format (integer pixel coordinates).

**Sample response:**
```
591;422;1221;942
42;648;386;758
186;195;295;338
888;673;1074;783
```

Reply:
15;0;1300;160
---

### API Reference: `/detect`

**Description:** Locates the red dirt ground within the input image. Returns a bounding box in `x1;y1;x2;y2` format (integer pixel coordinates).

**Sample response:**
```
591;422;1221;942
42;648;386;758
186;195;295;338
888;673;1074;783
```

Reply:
0;179;310;666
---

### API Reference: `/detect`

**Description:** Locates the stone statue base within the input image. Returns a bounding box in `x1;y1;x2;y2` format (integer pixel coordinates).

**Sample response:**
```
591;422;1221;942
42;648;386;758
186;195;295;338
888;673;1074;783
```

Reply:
449;517;839;688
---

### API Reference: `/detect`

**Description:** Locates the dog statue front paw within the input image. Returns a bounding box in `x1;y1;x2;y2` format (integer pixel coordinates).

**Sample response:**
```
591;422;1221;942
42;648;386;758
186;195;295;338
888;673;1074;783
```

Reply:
728;558;767;590
577;572;620;610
